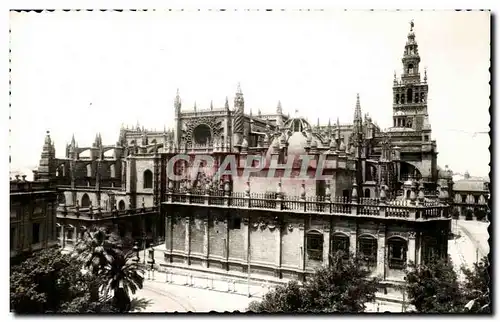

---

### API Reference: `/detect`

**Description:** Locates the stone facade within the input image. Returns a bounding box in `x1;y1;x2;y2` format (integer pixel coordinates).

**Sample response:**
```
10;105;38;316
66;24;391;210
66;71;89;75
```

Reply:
10;175;58;259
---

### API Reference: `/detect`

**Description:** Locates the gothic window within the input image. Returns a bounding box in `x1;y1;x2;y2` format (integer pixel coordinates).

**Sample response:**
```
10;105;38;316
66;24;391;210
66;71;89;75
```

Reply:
401;94;405;104
358;235;377;268
406;190;411;199
118;200;126;211
306;231;324;261
395;94;400;104
388;237;407;269
407;119;413;128
193;124;212;145
110;164;116;178
424;135;429;142
332;233;350;259
422;237;438;264
86;164;92;177
407;89;413;103
81;194;91;208
143;170;153;189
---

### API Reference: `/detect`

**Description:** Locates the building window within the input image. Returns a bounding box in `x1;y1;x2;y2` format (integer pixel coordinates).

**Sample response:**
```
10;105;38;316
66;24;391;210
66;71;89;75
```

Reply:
388;237;407;269
229;217;241;230
364;189;371;198
110;164;116;178
67;226;74;242
143;170;153;189
81;193;91;208
306;231;324;261
407;88;413;103
461;195;467;203
118;200;126;211
86;164;92;177
32;223;40;244
10;228;15;250
474;195;479;204
424;135;429;142
332;233;350;259
358;235;377;268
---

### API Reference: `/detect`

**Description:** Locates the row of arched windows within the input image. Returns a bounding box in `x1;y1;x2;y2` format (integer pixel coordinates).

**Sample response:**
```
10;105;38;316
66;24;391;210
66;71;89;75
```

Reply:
394;90;426;105
305;231;408;270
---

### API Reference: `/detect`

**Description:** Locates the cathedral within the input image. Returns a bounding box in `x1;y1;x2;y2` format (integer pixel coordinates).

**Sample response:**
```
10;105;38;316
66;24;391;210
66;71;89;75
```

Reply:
35;21;453;303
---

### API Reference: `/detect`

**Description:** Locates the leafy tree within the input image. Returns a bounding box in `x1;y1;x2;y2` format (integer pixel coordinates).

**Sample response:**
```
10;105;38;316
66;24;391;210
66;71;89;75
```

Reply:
405;257;464;313
10;247;111;314
248;252;380;313
461;256;490;313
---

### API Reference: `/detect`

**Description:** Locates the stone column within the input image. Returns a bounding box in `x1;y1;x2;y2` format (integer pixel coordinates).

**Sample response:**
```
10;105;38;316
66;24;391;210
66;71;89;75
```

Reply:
165;215;172;251
376;224;387;279
349;225;357;255
407;231;416;265
203;217;209;268
275;217;282;277
72;226;77;244
298;223;306;273
184;216;190;265
322;226;330;267
243;216;250;263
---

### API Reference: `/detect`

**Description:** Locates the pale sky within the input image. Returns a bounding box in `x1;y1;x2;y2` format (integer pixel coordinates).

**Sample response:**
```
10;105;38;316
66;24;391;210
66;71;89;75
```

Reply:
9;10;490;177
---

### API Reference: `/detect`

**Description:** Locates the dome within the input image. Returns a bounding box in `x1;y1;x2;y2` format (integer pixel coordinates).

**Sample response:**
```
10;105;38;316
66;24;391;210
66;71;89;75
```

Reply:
287;131;308;157
284;117;312;133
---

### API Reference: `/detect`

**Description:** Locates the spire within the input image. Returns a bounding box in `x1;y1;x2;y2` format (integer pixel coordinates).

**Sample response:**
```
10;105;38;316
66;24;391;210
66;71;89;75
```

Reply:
224;96;229;110
401;19;421;82
71;134;76;147
276;100;282;114
174;88;181;114
354;93;362;123
210;100;213;110
194;101;197;112
424;67;427;83
236;82;242;95
234;82;244;110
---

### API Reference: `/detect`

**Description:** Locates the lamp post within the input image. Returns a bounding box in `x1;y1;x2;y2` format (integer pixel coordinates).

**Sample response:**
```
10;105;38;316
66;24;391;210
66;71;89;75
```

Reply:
142;233;147;264
132;242;140;263
147;248;155;280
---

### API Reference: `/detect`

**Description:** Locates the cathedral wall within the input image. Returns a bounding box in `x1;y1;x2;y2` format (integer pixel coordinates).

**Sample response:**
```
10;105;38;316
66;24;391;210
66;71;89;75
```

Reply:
208;209;227;259
190;209;206;255
249;214;277;265
171;212;186;253
228;212;245;260
281;214;304;269
134;158;155;194
75;191;98;207
335;170;353;198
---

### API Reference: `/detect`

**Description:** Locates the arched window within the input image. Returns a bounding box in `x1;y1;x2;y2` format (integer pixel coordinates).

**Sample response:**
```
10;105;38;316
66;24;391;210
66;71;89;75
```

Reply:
110;164;116;178
408;63;414;75
306;231;324;261
81;193;91;208
388;237;407;269
358;235;377;268
331;233;350;259
364;189;371;198
401;94;405;104
395;94;400;104
118;200;126;211
461;195;467;203
414;92;419;103
86;164;92;177
151;139;157;144
407;89;413;103
58;193;66;205
193;124;212;145
406;190;411;199
143;170;153;189
67;225;74;242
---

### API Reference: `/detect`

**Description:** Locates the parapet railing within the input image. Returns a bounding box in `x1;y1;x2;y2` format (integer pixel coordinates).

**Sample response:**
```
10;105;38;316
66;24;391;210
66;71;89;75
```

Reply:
56;204;159;220
164;190;449;221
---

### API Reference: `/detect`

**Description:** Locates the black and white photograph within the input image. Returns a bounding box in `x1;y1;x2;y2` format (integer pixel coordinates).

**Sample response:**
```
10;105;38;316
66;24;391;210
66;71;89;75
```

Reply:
8;7;491;314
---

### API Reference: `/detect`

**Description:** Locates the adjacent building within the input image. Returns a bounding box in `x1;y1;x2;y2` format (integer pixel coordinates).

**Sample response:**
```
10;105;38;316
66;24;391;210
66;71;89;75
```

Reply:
452;171;490;220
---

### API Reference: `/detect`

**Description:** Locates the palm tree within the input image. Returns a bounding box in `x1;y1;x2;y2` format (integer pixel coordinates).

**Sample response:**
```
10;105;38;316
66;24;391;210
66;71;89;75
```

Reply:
72;226;123;273
102;250;145;312
71;226;123;301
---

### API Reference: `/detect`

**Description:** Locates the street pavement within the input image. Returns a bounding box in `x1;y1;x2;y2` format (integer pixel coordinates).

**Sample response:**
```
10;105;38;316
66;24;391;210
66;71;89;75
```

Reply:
132;270;258;312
